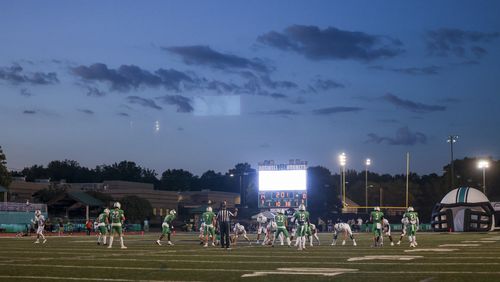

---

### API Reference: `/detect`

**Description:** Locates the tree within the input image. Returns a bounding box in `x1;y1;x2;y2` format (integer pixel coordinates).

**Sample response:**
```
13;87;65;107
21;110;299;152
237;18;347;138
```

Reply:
0;146;11;188
159;169;197;191
33;185;67;203
120;195;153;223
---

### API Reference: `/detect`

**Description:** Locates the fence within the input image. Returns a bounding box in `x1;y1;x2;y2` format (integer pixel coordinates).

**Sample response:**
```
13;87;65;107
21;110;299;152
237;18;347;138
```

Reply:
0;202;47;213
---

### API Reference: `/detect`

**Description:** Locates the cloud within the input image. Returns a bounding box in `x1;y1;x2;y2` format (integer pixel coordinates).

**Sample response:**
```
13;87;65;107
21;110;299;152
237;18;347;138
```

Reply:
370;65;441;75
117;112;130;117
156;95;193;113
78;109;94;115
164;45;272;73
255;109;299;116
126;96;162;110
20;88;33;97
425;28;500;59
72;63;196;92
85;86;106;97
0;64;59;85
313;78;345;91
23;110;37;114
382;93;446;113
257;25;403;61
366;127;427;146
312;106;362;115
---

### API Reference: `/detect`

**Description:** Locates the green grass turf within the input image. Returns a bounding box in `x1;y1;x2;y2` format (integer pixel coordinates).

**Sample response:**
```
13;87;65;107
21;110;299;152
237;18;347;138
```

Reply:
0;232;499;281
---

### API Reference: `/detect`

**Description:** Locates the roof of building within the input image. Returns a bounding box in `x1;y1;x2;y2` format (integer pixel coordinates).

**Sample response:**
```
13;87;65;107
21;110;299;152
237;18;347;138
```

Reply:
67;191;104;207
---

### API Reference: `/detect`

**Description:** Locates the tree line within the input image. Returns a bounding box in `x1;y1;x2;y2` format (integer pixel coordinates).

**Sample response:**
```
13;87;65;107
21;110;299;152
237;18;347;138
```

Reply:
1;145;498;222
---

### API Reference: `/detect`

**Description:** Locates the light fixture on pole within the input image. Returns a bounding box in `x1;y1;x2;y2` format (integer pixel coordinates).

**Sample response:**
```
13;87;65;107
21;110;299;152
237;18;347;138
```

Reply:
365;158;371;213
477;160;490;194
339;153;347;209
446;135;459;189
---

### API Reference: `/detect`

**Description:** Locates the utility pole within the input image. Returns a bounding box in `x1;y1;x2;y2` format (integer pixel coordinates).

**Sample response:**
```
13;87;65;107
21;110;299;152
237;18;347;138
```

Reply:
446;135;459;189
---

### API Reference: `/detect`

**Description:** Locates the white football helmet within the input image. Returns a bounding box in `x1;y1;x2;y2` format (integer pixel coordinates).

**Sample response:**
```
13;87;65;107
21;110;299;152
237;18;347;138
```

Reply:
170;209;176;215
235;222;241;228
104;208;110;214
113;202;121;209
374;206;380;211
299;204;306;211
34;210;41;216
206;207;212;212
407;206;414;212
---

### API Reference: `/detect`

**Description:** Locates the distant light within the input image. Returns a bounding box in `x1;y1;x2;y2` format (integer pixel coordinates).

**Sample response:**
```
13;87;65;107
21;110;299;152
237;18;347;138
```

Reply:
230;174;235;177
339;153;347;167
366;158;371;166
477;160;490;169
446;135;459;143
155;120;160;132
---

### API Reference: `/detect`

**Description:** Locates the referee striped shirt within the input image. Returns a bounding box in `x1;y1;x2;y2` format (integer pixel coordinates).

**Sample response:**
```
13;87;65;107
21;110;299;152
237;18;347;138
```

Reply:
217;209;235;223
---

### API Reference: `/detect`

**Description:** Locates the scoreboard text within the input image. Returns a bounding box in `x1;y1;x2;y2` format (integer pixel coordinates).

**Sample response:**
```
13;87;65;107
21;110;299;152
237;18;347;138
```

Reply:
258;191;307;208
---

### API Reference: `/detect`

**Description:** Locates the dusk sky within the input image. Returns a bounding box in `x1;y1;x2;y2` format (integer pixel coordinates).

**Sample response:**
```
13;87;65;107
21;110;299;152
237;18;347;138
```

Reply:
1;1;499;176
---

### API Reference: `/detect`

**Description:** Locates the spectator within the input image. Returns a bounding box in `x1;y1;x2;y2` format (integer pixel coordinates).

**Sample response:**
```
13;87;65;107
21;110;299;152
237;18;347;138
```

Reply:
85;219;93;236
58;219;64;236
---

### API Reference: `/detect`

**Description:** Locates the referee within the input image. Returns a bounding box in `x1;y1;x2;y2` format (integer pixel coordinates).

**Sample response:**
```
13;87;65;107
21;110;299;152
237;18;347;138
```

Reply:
217;201;237;249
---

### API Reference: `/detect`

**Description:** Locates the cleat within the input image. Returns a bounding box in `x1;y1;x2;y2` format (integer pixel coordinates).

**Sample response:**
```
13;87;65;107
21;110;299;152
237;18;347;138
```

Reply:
97;242;100;245
397;241;401;245
204;243;208;247
42;239;47;244
34;240;39;244
167;241;174;246
107;245;112;249
353;242;357;246
391;242;394;246
121;246;127;249
156;240;162;246
342;241;346;246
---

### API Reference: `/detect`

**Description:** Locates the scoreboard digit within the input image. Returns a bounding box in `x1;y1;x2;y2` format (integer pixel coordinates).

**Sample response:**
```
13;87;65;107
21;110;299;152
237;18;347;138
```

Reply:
258;191;307;208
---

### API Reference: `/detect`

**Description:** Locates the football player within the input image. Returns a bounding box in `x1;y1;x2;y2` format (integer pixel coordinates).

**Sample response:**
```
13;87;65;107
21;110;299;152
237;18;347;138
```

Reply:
255;213;267;244
157;209;176;246
198;222;206;245
405;207;420;247
306;223;320;246
200;207;216;247
96;208;110;245
396;216;409;245
369;207;384;247
108;202;127;249
331;222;357;246
232;223;251;245
293;204;309;250
273;210;291;247
262;220;277;245
381;218;395;246
32;210;47;244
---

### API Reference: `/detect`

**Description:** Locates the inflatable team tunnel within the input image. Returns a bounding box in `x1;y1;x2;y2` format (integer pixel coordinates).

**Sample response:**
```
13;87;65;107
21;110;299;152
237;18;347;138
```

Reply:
431;187;495;232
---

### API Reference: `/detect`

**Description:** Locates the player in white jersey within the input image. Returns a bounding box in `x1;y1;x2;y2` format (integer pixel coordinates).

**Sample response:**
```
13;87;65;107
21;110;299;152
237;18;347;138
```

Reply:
381;218;395;246
307;223;320;246
255;213;267;244
231;223;251;245
396;217;409;245
198;222;206;245
32;210;47;244
331;222;357;246
262;220;277;245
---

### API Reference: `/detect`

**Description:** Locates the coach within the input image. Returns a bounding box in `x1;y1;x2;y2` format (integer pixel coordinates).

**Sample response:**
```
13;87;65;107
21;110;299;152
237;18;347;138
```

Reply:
217;201;237;249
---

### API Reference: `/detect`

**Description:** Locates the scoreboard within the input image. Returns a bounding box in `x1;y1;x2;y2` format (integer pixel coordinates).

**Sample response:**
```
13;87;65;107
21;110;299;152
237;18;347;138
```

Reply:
258;191;307;208
257;160;307;208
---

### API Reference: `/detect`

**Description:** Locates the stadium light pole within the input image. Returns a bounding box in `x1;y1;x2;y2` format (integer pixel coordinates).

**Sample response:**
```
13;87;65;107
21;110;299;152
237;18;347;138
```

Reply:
339;153;347;210
447;135;459;189
365;158;371;213
477;160;490;194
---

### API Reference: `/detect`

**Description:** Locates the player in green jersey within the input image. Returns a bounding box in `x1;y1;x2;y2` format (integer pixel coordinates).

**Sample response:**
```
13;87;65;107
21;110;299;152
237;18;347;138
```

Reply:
201;207;216;247
96;208;110;245
405;207;419;247
293;204;309;250
369;206;384;247
273;210;291;247
108;202;127;249
157;209;176;246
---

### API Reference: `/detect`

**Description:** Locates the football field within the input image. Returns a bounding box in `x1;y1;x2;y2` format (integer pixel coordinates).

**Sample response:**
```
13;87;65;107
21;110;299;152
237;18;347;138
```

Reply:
0;232;499;281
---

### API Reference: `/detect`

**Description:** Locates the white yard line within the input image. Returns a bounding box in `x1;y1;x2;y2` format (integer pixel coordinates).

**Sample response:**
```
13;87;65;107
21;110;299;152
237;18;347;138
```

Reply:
0;275;198;282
